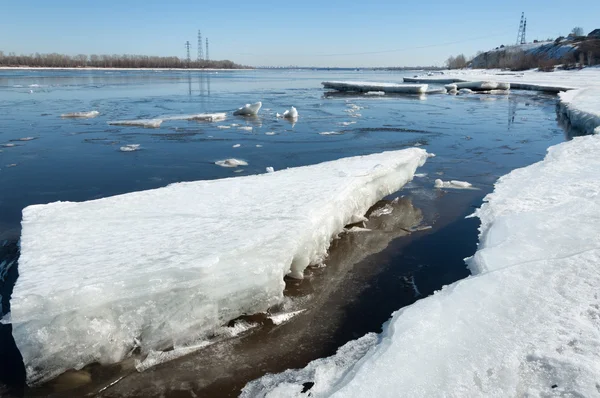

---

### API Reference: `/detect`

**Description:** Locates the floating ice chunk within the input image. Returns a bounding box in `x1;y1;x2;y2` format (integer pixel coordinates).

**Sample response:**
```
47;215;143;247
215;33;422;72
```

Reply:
365;91;385;96
233;102;262;116
17;137;37;141
266;167;275;173
162;113;227;122
217;125;231;129
282;106;298;120
108;119;163;128
256;144;262;148
233;144;241;148
61;111;100;119
323;81;428;94
119;144;141;152
268;310;306;325
319;131;343;135
434;179;476;189
234;169;244;173
339;121;356;126
6;164;17;168
458;88;473;95
238;126;253;132
231;124;240;127
2;143;16;148
414;173;427;178
346;226;372;233
215;158;248;167
13;148;427;384
265;132;276;135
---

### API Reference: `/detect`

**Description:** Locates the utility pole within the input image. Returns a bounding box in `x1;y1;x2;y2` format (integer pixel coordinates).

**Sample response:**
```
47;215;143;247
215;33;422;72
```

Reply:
206;38;210;62
185;41;191;65
516;13;527;45
197;30;204;61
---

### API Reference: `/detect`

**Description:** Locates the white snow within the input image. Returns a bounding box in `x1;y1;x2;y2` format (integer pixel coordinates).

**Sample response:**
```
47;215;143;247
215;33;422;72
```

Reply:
215;158;248;168
233;102;262;116
12;149;427;385
323;81;428;94
108;119;163;128
61;111;100;119
244;134;600;398
119;144;141;152
559;88;600;135
433;179;476;189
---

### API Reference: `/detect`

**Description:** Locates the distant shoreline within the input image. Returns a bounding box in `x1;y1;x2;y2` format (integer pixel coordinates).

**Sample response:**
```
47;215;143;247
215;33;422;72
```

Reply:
0;66;253;71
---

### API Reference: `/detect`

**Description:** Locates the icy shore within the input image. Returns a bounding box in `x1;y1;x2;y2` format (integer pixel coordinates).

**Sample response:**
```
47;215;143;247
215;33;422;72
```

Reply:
244;69;600;397
10;149;427;385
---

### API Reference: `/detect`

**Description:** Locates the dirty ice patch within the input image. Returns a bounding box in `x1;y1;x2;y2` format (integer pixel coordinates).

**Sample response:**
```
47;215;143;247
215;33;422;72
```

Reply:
12;148;427;385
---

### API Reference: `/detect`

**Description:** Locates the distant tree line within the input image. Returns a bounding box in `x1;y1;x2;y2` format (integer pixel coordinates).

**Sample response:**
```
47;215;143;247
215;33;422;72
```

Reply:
0;51;248;69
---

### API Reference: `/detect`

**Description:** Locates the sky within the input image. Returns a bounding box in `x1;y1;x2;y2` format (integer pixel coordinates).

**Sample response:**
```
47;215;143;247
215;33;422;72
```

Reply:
1;0;599;67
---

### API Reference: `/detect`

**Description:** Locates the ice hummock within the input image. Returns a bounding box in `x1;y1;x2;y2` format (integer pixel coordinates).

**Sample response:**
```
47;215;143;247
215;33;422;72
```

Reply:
12;148;427;385
233;102;262;116
244;134;600;397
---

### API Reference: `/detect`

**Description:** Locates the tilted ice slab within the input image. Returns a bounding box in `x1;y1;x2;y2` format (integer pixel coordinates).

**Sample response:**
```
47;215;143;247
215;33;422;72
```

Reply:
322;81;428;94
11;149;427;385
233;102;262;116
244;135;600;397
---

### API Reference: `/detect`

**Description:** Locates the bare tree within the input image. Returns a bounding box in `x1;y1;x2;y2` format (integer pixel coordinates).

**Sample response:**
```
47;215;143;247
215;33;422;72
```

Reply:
571;27;584;37
446;54;468;69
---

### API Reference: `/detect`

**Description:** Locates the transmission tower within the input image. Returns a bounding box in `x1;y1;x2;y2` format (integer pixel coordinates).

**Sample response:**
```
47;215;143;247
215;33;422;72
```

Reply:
185;41;191;64
197;30;204;61
516;12;527;45
206;38;210;61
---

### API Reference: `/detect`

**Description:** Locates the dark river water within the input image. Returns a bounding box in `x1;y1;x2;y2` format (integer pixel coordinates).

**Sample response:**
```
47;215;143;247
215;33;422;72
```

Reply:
0;69;569;397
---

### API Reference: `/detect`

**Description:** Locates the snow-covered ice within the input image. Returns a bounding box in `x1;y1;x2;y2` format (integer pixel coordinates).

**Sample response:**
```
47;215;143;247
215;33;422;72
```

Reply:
161;113;227;122
61;110;100;118
559;88;600;135
215;158;248;168
244;132;600;397
12;149;427;385
282;106;298;120
233;144;241;148
233;102;262;116
120;144;141;152
433;179;476;189
322;81;428;94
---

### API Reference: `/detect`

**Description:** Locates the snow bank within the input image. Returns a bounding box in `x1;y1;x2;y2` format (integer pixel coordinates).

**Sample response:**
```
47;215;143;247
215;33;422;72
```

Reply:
61;110;100;118
244;134;600;397
12;149;427;385
233;102;262;116
322;81;428;94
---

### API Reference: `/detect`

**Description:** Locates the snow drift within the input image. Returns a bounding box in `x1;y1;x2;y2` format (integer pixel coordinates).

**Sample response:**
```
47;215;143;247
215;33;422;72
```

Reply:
243;134;600;397
11;148;427;385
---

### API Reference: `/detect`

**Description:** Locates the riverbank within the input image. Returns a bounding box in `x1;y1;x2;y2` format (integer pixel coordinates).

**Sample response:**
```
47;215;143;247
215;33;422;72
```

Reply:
244;68;600;397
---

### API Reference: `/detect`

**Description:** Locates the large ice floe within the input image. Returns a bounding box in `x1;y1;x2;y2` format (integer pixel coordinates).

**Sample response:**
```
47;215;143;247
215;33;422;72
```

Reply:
322;81;428;94
244;134;600;397
11;148;427;385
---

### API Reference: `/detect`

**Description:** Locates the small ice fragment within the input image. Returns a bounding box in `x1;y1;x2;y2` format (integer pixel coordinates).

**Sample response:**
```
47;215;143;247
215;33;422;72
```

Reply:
238;126;253;132
6;164;17;168
347;226;372;233
365;91;385;96
215;158;248;168
282;106;298;120
266;167;275;173
234;169;244;173
427;153;436;158
120;144;141;152
217;125;231;129
434;179;476;189
256;145;262;148
339;121;357;126
61;111;100;119
18;137;37;141
268;310;306;325
233;102;262;116
319;131;343;135
2;143;16;148
265;132;276;135
414;173;427;178
231;124;240;127
233;144;241;148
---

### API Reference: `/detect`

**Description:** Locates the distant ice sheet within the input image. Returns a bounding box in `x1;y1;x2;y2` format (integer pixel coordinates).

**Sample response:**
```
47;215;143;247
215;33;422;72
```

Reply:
12;149;427;385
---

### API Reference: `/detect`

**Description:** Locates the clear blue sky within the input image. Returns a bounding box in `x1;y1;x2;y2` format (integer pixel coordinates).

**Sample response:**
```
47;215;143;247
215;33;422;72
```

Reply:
1;0;599;67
